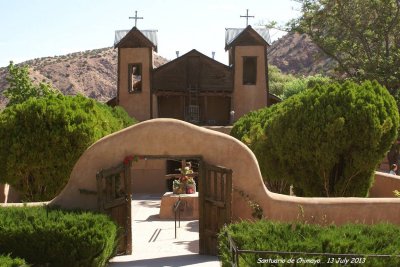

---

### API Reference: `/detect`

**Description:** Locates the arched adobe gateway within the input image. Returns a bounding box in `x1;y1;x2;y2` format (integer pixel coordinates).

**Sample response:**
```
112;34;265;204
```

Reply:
51;118;400;255
51;118;265;211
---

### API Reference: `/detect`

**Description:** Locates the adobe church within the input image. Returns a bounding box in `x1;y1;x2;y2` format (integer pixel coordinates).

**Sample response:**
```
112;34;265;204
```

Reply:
105;13;278;194
110;16;276;125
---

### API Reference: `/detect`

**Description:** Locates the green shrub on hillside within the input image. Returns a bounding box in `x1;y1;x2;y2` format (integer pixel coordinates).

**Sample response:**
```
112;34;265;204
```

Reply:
232;81;399;196
282;74;331;99
219;220;400;267
0;95;136;201
0;206;118;267
268;65;297;98
268;64;331;100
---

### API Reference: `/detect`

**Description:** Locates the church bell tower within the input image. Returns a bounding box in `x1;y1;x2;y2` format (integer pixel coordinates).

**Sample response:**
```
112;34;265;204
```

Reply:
225;13;270;120
114;13;157;121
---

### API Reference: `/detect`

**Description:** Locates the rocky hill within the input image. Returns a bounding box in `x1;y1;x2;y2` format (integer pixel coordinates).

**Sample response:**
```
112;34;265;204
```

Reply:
268;32;337;76
0;47;168;108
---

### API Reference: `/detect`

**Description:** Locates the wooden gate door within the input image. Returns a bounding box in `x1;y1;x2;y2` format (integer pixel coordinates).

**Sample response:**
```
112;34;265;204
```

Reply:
199;162;232;255
97;161;132;255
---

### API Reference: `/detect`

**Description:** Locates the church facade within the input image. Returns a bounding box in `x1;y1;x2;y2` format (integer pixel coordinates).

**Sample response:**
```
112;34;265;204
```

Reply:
112;25;273;125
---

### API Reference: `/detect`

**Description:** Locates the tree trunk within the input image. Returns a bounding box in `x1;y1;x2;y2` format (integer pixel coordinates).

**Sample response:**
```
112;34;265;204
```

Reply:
329;156;345;196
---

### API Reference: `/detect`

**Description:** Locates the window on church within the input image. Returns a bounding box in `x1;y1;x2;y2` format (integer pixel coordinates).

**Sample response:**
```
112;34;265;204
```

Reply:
243;57;257;85
128;63;142;93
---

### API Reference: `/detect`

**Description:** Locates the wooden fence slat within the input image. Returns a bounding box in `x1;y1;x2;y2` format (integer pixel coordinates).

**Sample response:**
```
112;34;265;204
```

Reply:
104;197;126;210
213;171;217;199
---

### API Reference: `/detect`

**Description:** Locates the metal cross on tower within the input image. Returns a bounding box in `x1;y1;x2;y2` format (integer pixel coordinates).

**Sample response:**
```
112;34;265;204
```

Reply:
129;11;143;27
240;9;254;26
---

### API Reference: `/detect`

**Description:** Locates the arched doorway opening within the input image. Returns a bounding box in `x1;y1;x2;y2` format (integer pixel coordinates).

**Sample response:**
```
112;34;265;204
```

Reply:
96;154;232;256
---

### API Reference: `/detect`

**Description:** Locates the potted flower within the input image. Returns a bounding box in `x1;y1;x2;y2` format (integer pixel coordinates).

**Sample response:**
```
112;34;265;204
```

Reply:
186;177;196;194
173;179;185;194
172;162;197;194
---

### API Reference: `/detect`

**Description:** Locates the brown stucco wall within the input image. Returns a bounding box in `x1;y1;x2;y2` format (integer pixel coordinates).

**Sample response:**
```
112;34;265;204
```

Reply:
369;171;400;197
132;159;166;193
118;48;152;121
233;46;267;120
202;126;232;135
152;94;158;119
50;118;268;212
50;119;400;225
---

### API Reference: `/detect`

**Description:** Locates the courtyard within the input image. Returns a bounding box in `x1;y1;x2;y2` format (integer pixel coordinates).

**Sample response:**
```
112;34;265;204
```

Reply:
109;194;220;267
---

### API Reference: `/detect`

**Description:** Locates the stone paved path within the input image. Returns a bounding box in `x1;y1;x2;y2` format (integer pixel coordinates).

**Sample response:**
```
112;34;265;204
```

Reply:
108;194;221;267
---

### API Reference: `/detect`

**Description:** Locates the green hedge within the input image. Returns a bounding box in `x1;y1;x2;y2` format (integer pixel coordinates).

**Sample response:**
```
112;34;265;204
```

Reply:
0;206;118;267
219;220;400;267
231;80;399;197
0;94;136;201
0;254;28;267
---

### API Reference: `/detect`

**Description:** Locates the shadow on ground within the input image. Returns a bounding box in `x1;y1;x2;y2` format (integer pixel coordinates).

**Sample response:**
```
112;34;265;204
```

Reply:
172;239;199;253
184;221;199;233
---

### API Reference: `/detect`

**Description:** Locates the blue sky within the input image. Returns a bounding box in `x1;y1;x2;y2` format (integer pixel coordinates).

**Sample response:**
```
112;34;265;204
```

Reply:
0;0;301;67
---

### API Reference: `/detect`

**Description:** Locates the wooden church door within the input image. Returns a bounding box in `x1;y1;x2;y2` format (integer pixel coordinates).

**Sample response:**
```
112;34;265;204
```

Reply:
199;162;232;255
96;161;132;255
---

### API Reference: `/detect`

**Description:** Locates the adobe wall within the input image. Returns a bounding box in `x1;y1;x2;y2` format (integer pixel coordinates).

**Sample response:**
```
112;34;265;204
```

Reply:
152;95;158;119
202;126;232;135
369;171;400;197
233;46;267;120
50;119;400;225
132;159;166;193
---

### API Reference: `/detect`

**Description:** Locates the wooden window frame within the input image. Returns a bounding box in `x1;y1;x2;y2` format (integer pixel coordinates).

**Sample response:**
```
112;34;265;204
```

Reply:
128;63;142;93
242;56;257;85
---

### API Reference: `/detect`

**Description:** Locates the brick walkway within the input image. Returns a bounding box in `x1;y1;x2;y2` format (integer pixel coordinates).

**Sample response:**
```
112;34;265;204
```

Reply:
109;194;221;267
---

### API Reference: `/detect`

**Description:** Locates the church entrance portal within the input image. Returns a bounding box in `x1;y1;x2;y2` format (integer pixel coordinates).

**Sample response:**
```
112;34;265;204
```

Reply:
96;155;232;256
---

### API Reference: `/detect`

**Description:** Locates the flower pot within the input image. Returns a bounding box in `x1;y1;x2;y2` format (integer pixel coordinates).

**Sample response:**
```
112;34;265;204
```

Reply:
186;183;196;194
173;183;186;194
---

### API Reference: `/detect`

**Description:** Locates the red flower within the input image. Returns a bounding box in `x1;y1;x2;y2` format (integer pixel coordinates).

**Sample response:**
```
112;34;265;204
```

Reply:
123;155;134;165
187;188;194;194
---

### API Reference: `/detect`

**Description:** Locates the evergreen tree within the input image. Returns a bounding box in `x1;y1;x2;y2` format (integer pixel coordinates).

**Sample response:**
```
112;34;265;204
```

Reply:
232;81;399;196
0;63;135;201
